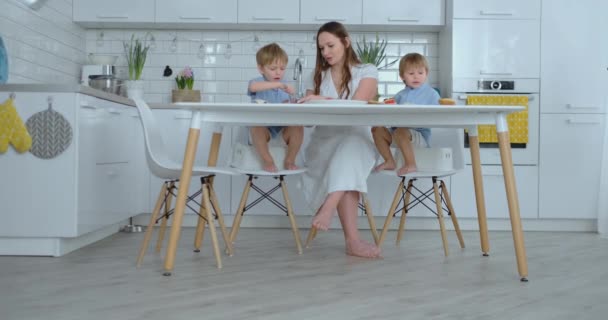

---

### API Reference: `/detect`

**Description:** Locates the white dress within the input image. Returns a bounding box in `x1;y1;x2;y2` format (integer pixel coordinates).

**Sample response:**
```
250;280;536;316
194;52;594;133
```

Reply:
301;64;379;211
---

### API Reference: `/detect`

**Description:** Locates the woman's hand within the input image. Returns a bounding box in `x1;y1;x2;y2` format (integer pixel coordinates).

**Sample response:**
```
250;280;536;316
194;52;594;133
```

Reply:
297;95;332;103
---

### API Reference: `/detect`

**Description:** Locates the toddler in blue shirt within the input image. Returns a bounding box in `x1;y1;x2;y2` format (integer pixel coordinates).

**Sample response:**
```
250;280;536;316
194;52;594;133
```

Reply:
247;43;303;172
372;53;440;176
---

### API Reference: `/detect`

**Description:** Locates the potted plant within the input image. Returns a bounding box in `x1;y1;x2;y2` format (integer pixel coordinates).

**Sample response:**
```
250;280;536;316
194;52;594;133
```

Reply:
123;33;151;99
172;66;201;102
355;34;398;101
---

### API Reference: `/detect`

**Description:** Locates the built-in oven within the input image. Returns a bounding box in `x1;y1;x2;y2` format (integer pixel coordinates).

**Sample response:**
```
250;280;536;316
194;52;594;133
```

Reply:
452;78;539;165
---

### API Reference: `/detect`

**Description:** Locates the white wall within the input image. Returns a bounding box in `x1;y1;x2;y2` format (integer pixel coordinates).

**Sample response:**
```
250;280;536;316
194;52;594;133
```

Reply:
0;0;85;84
87;29;441;103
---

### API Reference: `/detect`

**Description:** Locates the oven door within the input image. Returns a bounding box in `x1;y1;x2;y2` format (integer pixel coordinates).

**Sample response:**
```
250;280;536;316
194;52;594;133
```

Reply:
453;92;539;165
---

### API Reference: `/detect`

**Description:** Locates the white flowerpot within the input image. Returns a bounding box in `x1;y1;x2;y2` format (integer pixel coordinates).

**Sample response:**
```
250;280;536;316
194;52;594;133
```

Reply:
126;80;144;99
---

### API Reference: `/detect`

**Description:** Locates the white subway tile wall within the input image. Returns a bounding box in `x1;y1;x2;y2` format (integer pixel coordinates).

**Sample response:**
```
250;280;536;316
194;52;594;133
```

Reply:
0;0;85;83
87;29;440;103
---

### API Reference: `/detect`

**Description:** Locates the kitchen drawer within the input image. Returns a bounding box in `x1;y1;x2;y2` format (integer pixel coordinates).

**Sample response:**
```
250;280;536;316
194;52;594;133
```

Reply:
156;0;237;23
362;0;444;26
450;165;538;219
237;0;299;24
79;102;131;164
301;0;362;25
452;19;540;79
73;0;154;23
453;0;540;20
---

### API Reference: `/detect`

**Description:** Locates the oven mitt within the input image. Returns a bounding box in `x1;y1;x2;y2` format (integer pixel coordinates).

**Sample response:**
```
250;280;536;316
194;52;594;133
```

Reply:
0;98;32;153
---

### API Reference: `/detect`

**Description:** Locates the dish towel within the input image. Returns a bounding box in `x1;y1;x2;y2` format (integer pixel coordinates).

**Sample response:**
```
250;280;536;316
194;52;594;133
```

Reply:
466;95;529;143
0;35;8;84
0;98;32;153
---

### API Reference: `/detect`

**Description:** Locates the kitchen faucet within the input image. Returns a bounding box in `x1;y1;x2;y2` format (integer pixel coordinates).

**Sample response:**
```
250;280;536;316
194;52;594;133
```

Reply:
293;57;303;100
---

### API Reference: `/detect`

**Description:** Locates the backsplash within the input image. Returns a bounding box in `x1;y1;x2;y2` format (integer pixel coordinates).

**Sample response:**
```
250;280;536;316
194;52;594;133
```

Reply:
87;29;440;103
0;0;85;84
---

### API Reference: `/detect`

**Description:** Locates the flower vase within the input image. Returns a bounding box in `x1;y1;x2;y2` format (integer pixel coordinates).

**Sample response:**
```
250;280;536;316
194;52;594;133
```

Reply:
126;80;145;99
172;89;201;103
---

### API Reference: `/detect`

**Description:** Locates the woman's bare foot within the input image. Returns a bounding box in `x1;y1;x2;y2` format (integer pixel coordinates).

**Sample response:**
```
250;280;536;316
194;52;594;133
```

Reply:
262;159;278;172
284;160;299;170
374;159;396;172
311;207;334;231
397;165;417;176
345;239;382;258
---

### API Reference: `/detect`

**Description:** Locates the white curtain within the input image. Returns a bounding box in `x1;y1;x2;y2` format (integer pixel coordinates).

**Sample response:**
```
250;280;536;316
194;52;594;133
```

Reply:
598;111;608;238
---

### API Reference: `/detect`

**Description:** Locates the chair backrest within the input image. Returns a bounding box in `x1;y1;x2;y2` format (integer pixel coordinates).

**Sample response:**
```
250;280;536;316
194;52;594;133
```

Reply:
428;128;465;171
132;98;173;176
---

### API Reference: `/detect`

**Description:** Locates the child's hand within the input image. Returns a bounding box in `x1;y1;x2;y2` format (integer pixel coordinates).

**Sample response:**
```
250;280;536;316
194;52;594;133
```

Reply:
282;84;296;95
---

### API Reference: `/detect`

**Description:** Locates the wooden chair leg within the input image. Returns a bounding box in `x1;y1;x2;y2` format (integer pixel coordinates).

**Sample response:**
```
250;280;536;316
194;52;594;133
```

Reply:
156;182;174;253
280;179;303;254
441;180;465;249
305;227;317;248
194;187;207;252
433;178;449;256
202;184;222;269
208;183;233;256
136;183;168;267
362;193;379;245
396;180;414;246
378;179;406;246
229;179;252;245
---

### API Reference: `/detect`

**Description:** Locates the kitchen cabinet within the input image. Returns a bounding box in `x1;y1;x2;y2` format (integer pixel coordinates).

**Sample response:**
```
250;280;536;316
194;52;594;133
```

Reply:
237;0;300;24
362;0;444;26
453;0;540;20
73;0;154;23
450;165;538;219
540;0;608;114
451;19;540;79
300;0;362;25
539;114;605;219
155;0;238;23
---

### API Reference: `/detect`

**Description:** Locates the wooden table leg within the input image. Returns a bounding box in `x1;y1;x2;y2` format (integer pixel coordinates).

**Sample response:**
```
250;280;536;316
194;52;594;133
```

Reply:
468;126;490;256
496;114;528;281
162;112;202;276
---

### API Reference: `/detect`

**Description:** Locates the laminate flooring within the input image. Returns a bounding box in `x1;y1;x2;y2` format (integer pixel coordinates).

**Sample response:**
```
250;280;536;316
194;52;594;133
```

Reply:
1;228;607;320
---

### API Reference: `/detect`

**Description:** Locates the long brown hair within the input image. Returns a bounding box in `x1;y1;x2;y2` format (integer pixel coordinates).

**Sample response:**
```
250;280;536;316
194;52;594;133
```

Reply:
313;21;361;98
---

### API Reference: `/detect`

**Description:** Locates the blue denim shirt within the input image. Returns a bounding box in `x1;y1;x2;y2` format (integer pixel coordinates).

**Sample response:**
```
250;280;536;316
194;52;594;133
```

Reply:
393;83;440;145
247;76;291;103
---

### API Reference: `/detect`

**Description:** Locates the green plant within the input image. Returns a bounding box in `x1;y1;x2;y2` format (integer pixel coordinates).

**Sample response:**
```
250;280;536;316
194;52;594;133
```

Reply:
123;33;151;80
175;66;194;90
355;34;398;69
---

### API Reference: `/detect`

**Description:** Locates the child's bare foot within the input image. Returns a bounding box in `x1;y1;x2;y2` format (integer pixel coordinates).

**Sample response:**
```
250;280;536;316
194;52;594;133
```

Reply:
345;239;382;258
397;165;417;176
284;160;299;170
262;160;278;172
311;207;334;231
374;160;396;172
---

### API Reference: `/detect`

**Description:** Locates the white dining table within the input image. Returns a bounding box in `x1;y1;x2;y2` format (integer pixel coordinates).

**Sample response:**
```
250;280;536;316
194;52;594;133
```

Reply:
162;101;529;281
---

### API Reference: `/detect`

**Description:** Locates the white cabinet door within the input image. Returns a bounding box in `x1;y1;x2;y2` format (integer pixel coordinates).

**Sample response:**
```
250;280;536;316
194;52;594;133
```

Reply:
540;0;608;114
450;165;538;219
453;0;540;20
73;0;154;23
156;0;237;23
301;0;362;24
362;0;444;26
238;0;299;24
539;114;605;219
452;19;540;79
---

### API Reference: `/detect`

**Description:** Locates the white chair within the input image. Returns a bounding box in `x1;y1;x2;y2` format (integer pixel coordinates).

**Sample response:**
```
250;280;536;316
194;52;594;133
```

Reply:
132;98;236;269
228;127;306;254
377;128;466;256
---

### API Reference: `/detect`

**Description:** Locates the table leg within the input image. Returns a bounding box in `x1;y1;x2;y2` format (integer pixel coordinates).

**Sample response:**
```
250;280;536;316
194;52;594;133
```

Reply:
162;112;202;276
495;113;528;282
468;126;490;256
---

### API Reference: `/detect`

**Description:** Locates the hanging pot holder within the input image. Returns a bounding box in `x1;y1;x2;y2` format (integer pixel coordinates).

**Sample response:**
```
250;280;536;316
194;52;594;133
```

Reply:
25;97;73;159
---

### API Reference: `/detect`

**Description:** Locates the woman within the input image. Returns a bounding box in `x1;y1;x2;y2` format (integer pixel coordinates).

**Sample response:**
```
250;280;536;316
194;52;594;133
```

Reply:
298;21;380;258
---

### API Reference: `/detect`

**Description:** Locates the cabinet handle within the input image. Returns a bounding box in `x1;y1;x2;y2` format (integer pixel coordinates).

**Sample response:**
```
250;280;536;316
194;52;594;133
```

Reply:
388;17;420;22
96;15;129;19
566;119;601;125
315;17;345;21
479;10;513;16
480;71;513;76
565;103;600;110
251;17;285;21
107;108;122;115
179;16;212;20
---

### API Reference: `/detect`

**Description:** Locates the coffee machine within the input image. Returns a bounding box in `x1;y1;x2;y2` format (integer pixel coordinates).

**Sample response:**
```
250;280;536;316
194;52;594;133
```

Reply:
81;64;115;85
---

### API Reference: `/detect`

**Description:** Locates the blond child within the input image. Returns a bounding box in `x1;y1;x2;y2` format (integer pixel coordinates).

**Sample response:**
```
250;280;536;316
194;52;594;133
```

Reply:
247;43;303;172
372;53;440;176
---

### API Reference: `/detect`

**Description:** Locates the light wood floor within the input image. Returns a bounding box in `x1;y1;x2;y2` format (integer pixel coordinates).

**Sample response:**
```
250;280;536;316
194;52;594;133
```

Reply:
1;228;607;320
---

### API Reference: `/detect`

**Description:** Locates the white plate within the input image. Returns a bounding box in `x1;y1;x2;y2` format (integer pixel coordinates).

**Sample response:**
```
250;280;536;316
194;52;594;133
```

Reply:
307;99;367;105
